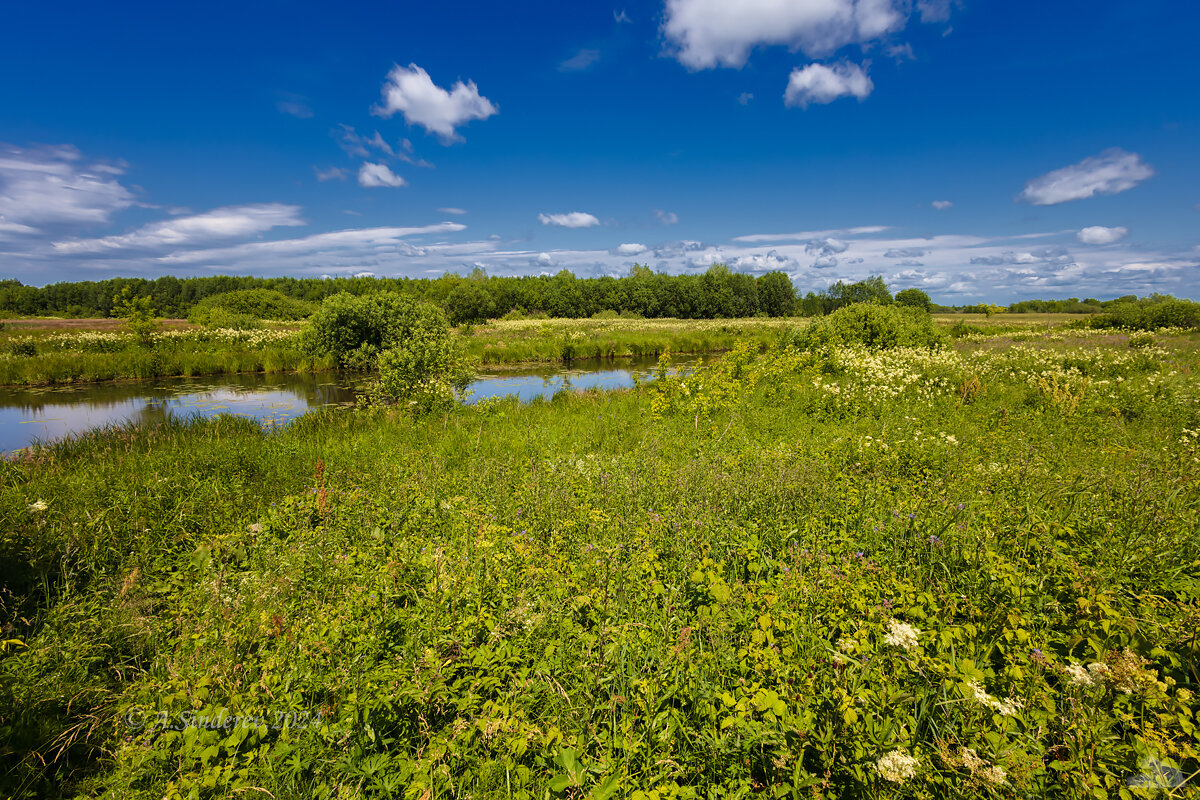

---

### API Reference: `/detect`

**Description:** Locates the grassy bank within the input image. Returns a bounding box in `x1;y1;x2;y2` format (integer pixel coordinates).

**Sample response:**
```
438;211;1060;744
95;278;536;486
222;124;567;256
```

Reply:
0;318;798;386
0;327;326;386
1;328;1198;798
461;317;797;366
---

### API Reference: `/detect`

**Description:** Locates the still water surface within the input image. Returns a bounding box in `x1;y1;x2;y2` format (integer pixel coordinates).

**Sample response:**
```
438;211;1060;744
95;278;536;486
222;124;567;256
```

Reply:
0;356;704;453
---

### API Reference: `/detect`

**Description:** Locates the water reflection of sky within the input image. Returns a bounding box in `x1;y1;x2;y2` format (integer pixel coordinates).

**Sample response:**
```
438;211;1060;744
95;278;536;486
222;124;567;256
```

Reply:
0;356;706;453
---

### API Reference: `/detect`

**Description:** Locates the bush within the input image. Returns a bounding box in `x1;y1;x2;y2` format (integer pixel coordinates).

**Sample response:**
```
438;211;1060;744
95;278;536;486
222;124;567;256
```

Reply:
188;289;313;325
363;330;475;413
301;292;451;370
1084;299;1200;331
790;302;947;350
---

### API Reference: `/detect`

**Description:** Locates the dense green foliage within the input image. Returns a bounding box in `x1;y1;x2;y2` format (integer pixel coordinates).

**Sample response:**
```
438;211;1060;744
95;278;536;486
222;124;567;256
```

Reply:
300;292;453;371
188;290;314;327
789;302;947;350
1;326;1197;798
0;267;798;322
365;334;475;413
1076;298;1200;332
894;288;932;312
799;276;894;316
2;271;1192;324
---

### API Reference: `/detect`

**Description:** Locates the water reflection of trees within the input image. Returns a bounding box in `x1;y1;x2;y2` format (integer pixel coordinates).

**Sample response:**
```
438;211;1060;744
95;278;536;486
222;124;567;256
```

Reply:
0;372;359;415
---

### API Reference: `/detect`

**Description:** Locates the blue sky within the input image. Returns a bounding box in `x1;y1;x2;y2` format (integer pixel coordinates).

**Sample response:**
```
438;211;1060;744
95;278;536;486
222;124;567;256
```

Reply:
1;0;1197;302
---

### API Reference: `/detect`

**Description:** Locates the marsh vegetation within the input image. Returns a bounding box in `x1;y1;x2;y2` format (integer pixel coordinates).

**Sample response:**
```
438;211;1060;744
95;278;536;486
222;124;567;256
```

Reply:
1;307;1197;798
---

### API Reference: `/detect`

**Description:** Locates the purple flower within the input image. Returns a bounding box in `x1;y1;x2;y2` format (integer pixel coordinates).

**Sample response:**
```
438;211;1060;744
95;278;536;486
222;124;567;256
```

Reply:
928;535;943;546
956;503;965;511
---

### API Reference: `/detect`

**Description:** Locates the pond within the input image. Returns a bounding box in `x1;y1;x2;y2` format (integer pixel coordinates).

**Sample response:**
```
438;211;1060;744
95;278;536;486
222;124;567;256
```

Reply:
0;355;708;453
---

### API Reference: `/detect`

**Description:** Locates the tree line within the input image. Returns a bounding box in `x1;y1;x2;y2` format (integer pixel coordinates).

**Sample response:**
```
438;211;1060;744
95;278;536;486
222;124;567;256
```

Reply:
0;266;1180;322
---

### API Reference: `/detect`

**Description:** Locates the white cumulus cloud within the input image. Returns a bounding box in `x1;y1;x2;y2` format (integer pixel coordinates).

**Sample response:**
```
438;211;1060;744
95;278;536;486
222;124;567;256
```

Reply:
663;0;909;69
616;243;648;255
538;212;600;228
1019;148;1154;206
1077;225;1129;245
373;64;498;143
358;162;407;188
785;62;873;108
52;204;304;254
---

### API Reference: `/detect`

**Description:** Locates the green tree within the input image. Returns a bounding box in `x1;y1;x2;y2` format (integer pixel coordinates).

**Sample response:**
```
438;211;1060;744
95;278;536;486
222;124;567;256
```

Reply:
827;276;892;310
112;287;160;343
894;288;932;313
445;282;496;326
757;271;796;317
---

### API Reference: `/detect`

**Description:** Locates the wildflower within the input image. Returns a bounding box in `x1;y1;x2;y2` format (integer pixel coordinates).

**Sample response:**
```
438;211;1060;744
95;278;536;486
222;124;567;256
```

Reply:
874;750;919;784
928;535;943;546
883;619;920;651
1065;663;1094;687
960;747;984;770
248;523;262;534
981;765;1007;785
28;499;48;513
1106;649;1157;694
968;680;1022;716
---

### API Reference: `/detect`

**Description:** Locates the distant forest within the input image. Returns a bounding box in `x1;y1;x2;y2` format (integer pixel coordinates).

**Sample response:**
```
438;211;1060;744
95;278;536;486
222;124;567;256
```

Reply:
0;265;1167;323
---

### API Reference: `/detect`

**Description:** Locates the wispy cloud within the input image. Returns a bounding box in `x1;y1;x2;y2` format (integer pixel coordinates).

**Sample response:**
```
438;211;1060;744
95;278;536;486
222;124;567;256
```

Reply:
437;207;467;215
52;204;305;254
373;64;498;143
157;222;466;266
1019;148;1154;206
733;226;889;243
931;200;953;210
0;143;134;235
538;211;600;228
314;166;349;182
654;209;679;225
276;93;314;119
559;49;601;72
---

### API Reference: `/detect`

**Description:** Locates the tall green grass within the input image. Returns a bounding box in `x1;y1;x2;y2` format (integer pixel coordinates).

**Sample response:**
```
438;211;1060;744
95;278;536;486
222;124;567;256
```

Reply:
1;330;1198;798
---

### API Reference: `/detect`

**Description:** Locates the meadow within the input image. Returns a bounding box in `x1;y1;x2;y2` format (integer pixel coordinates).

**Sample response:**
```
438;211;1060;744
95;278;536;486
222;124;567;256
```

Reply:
1;319;1197;798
